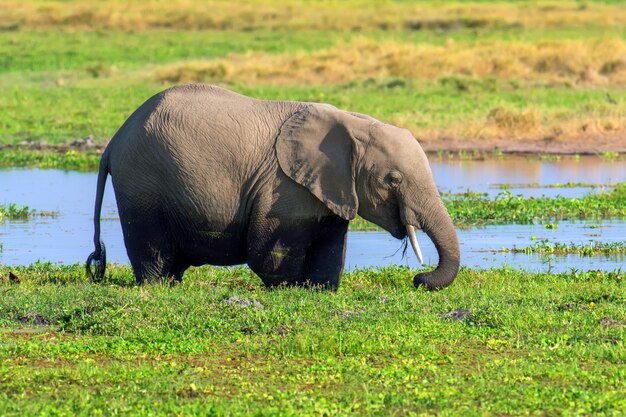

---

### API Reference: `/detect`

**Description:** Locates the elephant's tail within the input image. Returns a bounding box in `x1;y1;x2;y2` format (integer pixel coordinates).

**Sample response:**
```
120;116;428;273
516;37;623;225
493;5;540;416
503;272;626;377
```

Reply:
86;148;110;282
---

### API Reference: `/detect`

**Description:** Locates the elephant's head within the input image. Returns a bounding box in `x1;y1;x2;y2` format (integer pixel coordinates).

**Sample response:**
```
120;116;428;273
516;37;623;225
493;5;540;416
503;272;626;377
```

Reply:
276;104;460;290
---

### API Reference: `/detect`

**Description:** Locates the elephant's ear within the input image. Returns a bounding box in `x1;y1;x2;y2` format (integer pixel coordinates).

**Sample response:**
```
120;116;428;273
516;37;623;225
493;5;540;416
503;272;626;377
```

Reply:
276;105;358;220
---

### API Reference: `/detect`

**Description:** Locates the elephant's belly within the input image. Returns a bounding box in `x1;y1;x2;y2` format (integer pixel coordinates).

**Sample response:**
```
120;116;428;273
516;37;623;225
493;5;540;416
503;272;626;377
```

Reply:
175;228;248;266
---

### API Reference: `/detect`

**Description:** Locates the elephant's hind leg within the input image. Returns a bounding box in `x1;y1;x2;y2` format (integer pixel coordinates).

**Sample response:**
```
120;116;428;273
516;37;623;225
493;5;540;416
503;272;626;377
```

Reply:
133;253;189;285
167;257;190;284
132;248;171;284
119;207;177;284
129;241;189;285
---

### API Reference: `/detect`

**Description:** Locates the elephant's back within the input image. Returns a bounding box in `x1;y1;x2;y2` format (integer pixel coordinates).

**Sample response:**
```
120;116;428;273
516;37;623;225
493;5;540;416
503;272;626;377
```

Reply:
106;84;300;234
127;83;299;158
129;83;299;193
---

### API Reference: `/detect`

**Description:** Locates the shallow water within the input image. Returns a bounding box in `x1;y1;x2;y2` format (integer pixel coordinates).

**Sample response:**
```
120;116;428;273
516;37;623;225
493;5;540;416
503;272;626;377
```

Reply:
431;155;624;198
1;156;625;272
347;222;625;273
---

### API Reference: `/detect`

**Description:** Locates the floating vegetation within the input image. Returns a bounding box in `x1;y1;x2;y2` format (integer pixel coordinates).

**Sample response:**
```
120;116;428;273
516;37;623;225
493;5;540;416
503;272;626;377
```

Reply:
0;203;57;222
446;183;626;226
0;204;30;221
351;183;626;230
503;240;626;256
601;151;620;161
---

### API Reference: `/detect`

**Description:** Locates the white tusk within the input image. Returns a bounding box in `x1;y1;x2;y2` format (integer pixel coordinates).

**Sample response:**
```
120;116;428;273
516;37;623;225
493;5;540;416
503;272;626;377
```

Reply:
407;225;424;265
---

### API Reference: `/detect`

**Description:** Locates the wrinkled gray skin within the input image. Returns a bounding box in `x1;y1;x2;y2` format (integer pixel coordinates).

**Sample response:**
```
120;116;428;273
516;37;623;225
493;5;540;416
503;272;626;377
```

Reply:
87;84;460;290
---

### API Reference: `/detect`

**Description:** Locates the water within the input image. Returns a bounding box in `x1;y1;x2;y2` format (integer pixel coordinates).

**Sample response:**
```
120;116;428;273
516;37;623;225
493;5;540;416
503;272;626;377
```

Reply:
1;155;625;273
348;221;625;273
431;155;624;198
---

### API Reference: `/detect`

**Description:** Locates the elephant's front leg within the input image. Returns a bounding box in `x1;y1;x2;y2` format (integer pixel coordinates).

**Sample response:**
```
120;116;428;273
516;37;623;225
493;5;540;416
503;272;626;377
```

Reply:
247;217;348;288
303;217;349;290
247;222;309;287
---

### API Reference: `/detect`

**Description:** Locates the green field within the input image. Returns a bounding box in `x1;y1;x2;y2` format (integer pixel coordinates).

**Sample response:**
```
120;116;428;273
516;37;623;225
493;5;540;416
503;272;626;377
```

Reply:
1;0;626;147
1;264;624;416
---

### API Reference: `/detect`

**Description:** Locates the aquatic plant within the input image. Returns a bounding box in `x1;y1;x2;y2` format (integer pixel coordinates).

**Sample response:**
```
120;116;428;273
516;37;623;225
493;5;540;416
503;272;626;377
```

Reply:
0;204;58;222
601;151;619;161
507;240;626;256
352;183;626;230
0;203;30;221
349;183;626;230
445;183;626;226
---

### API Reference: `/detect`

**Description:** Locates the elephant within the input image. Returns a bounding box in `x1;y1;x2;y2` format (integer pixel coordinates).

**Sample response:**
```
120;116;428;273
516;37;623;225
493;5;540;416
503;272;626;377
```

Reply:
86;84;460;290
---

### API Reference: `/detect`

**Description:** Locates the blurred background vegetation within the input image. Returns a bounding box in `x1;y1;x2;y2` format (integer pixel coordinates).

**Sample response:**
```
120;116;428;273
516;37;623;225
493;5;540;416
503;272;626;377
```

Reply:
1;0;626;147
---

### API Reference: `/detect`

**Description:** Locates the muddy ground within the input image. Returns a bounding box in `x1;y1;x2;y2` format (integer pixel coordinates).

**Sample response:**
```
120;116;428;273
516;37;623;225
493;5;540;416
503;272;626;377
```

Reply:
2;132;626;156
420;132;626;155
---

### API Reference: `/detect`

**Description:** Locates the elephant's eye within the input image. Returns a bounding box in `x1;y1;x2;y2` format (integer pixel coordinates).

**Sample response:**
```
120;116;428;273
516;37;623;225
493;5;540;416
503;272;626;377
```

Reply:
388;171;403;189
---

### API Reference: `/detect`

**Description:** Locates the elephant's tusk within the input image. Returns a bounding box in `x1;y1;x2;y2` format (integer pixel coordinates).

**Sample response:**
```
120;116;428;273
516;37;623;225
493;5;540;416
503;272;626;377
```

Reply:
407;225;424;265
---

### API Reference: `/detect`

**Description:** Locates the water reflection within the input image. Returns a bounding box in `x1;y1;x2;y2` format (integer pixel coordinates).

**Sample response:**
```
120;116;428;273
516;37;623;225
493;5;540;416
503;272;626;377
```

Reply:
431;155;624;198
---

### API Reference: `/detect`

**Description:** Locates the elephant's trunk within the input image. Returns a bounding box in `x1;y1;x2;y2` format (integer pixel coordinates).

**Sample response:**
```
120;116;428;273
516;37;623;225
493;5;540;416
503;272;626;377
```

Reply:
409;199;460;290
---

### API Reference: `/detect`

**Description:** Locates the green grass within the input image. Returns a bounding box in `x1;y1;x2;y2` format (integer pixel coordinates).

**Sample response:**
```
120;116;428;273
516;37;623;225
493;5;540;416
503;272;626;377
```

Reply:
0;30;340;74
3;77;626;146
2;1;626;147
0;149;101;170
0;263;624;416
5;27;626;75
504;239;626;256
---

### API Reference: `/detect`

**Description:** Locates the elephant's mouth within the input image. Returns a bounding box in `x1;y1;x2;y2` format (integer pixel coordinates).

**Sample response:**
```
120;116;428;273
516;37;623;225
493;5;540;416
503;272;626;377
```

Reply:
396;203;425;265
388;223;424;264
390;225;406;240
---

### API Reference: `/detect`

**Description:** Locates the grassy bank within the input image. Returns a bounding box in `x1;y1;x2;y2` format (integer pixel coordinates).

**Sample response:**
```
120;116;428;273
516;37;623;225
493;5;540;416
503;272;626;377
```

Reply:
0;149;101;170
0;263;624;415
3;77;626;147
1;1;626;149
